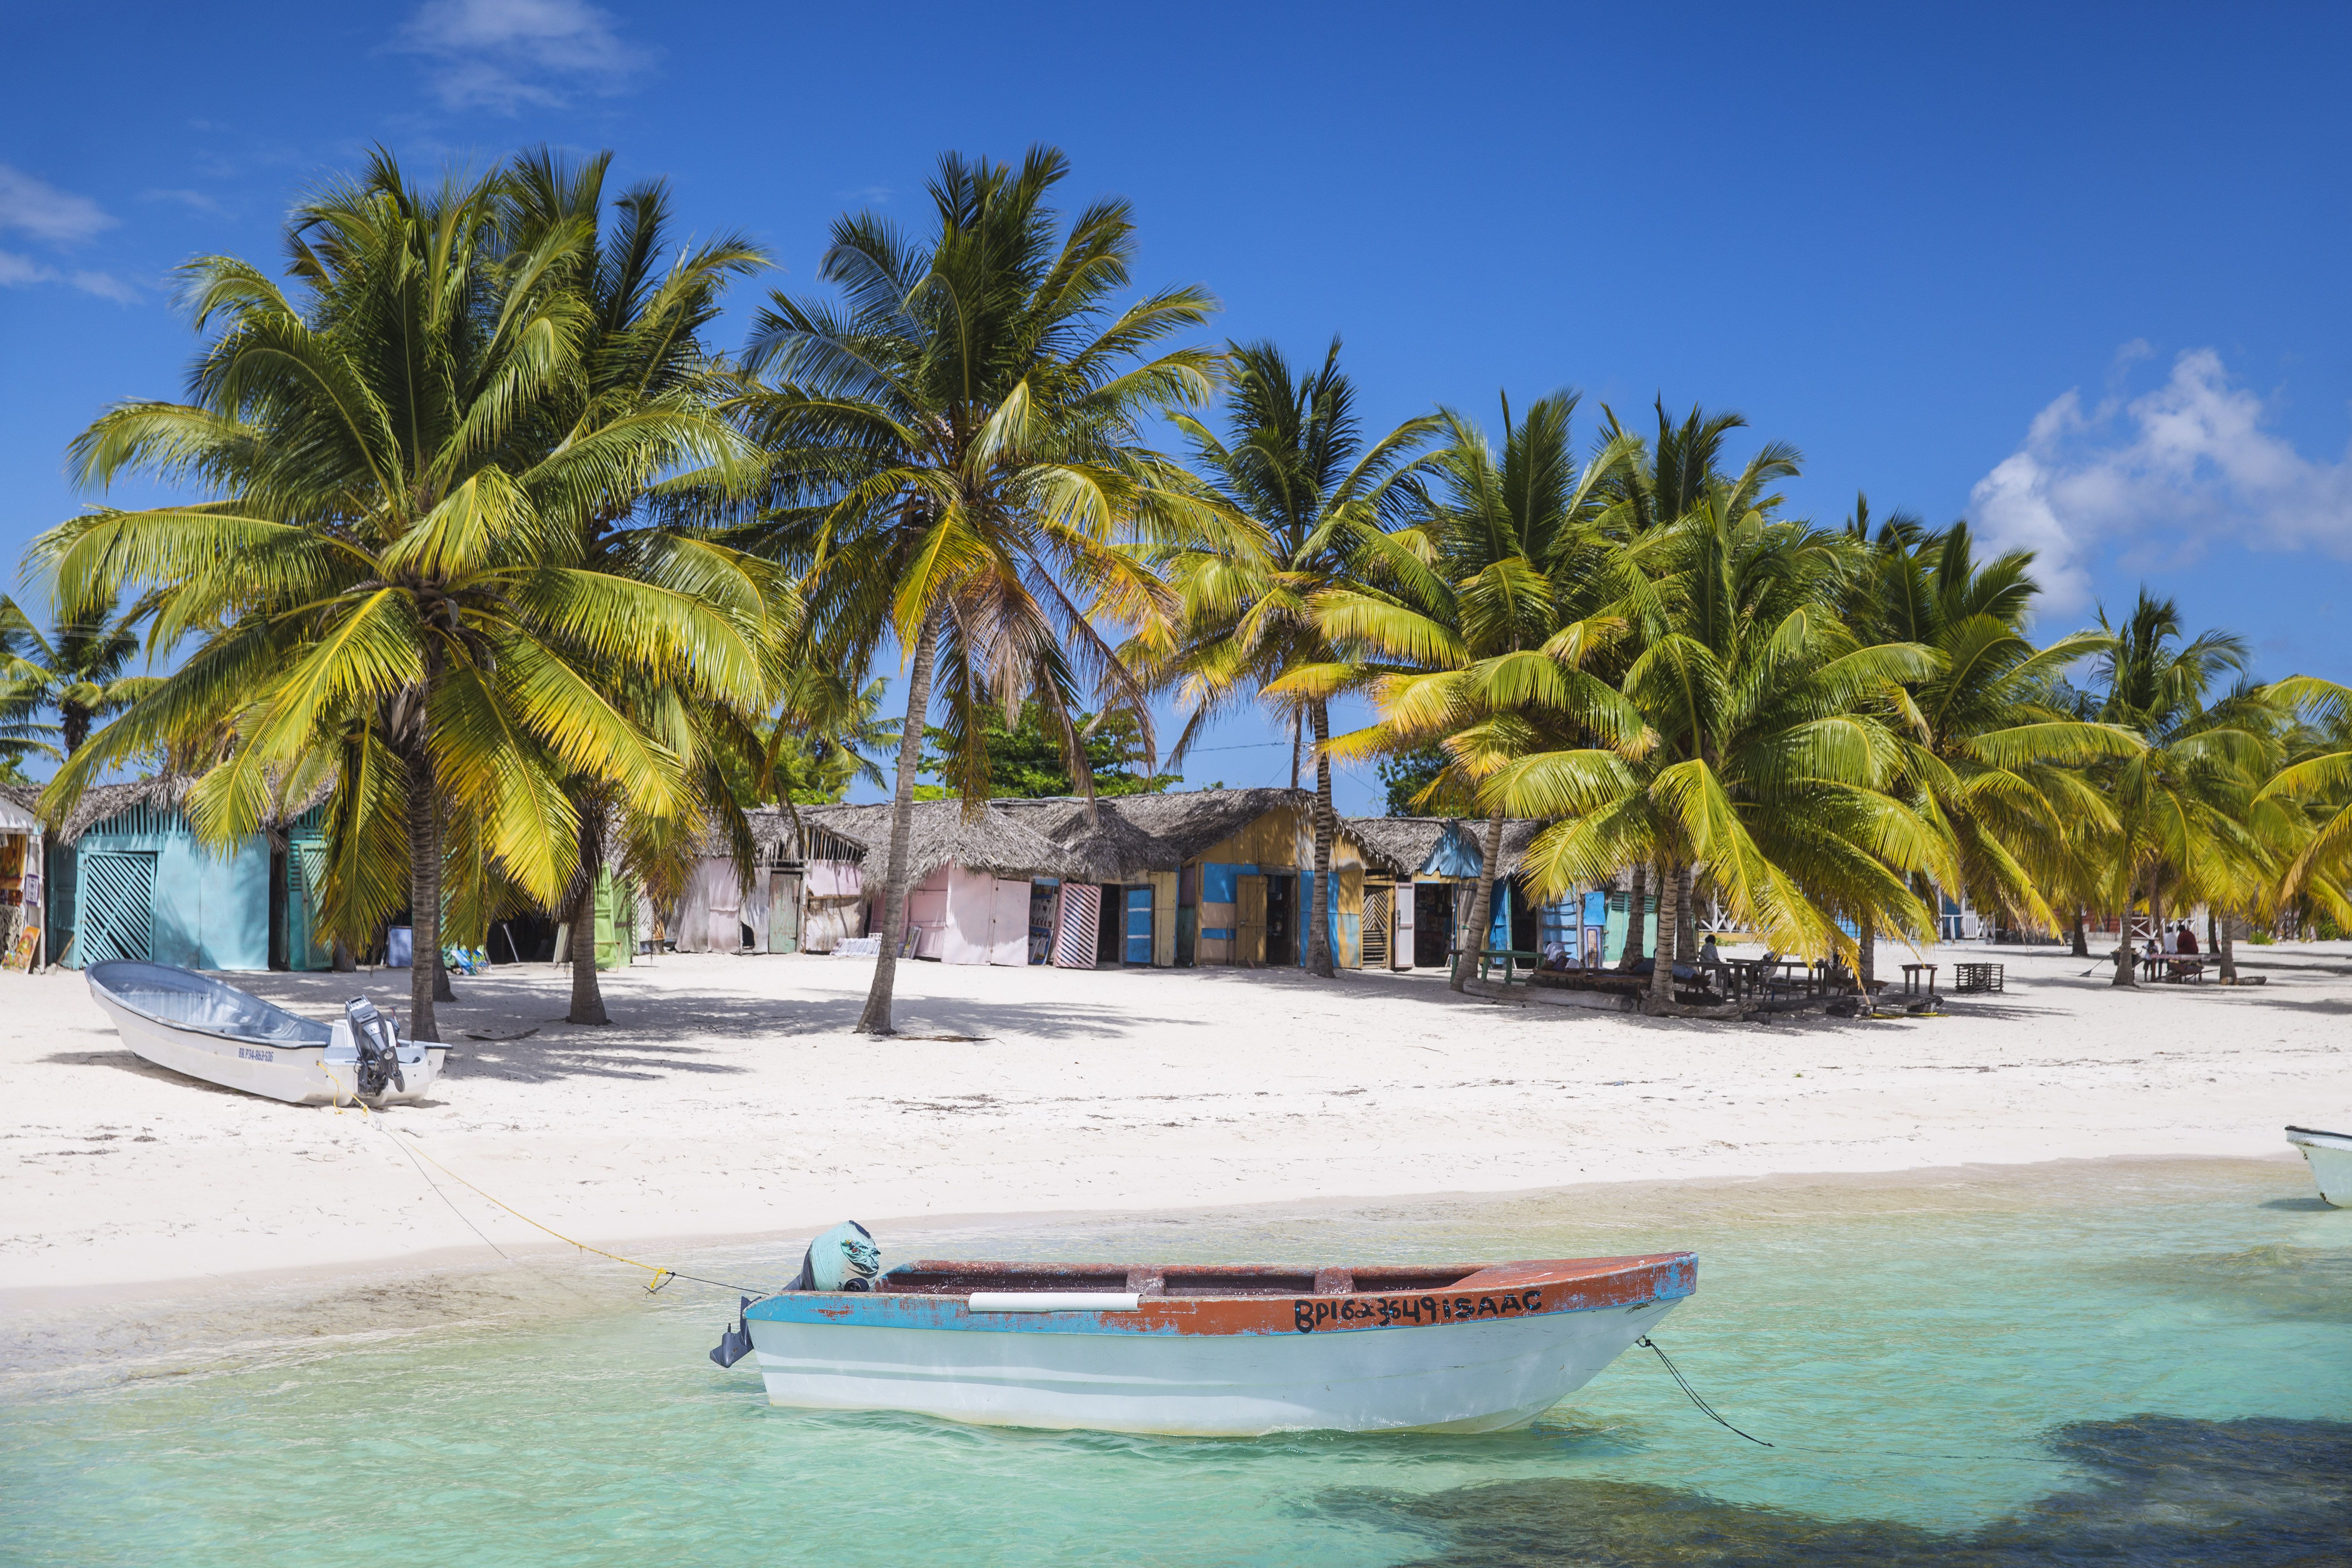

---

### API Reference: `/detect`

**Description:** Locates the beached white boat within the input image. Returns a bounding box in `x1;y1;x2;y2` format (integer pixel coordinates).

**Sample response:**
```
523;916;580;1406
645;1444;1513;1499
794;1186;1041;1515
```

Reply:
728;1253;1694;1436
2286;1125;2352;1207
86;960;444;1106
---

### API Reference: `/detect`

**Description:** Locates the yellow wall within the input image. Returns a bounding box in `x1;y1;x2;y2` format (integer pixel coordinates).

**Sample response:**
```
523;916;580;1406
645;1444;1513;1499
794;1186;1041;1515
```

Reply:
1150;870;1177;967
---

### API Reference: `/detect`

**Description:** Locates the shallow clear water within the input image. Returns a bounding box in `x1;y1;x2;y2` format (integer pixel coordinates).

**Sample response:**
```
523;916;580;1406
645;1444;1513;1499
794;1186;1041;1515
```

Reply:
3;1159;2344;1566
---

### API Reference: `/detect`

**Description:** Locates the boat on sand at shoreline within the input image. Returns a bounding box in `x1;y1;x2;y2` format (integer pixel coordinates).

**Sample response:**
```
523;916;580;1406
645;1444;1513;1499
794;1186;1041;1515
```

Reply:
86;960;444;1106
728;1253;1695;1436
2286;1125;2352;1207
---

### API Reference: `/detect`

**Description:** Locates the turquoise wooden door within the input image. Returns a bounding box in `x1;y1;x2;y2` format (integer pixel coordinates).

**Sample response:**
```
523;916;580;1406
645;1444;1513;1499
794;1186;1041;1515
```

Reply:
1124;887;1152;964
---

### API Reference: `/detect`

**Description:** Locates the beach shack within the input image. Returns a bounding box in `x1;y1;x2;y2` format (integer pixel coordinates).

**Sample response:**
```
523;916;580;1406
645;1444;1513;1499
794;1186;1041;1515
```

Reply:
26;778;273;972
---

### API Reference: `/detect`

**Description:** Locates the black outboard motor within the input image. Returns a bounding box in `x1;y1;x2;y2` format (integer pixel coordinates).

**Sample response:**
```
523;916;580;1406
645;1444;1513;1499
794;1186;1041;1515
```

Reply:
343;996;404;1097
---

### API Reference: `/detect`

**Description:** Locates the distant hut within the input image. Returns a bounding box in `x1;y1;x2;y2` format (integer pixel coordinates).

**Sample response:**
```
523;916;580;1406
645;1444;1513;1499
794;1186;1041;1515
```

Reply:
793;800;1096;965
1022;788;1382;969
1343;816;1602;969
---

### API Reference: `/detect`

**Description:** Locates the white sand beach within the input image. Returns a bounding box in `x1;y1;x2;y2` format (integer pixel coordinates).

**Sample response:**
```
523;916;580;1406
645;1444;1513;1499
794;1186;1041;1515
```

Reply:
3;941;2344;1304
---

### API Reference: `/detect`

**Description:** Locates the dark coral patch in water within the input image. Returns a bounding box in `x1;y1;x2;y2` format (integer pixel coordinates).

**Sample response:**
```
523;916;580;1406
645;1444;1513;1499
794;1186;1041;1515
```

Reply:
1331;1416;2348;1565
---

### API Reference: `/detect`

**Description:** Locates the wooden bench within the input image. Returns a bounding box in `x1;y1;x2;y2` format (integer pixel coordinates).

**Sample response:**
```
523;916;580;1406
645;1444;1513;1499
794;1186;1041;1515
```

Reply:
1478;948;1543;984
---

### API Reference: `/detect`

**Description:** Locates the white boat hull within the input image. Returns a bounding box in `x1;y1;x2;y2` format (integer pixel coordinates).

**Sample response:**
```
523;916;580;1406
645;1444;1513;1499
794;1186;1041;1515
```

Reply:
748;1295;1682;1436
2287;1126;2352;1207
92;988;446;1106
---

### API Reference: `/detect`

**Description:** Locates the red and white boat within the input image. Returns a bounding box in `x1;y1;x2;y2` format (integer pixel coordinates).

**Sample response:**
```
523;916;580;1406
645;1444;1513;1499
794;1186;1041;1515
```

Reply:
736;1253;1695;1436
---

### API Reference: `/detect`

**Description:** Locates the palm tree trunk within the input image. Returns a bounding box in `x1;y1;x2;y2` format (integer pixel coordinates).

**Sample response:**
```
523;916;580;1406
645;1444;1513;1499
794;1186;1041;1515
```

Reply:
1675;864;1696;961
2070;910;2090;959
404;744;443;1041
331;939;354;974
569;803;608;1025
1307;701;1334;978
1617;863;1648;969
1289;711;1301;791
1859;916;1876;987
858;608;941;1037
2216;909;2238;982
1646;857;1683;1012
1451;809;1505;993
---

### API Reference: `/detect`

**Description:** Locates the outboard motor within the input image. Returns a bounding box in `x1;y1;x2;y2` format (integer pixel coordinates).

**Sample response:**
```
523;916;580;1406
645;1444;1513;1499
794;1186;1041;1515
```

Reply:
339;996;404;1097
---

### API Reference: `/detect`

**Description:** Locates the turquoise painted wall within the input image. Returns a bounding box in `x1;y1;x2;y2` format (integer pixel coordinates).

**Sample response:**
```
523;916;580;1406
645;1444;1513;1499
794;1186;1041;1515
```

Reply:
65;802;271;972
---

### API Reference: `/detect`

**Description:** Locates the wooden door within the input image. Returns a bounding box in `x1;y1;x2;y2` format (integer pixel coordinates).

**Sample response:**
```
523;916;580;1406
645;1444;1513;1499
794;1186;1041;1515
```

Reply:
1362;884;1391;969
1236;874;1268;968
768;872;801;952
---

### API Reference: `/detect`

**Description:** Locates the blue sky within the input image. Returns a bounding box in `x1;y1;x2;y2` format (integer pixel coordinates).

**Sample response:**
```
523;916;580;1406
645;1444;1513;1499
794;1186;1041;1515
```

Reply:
6;1;2351;810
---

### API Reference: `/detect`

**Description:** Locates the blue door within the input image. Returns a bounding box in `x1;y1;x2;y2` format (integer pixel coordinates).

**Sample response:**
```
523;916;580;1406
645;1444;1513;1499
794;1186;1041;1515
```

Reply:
1124;887;1153;964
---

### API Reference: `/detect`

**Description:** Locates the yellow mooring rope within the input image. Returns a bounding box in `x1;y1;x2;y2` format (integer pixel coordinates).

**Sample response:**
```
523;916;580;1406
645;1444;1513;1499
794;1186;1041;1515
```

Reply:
333;1078;763;1295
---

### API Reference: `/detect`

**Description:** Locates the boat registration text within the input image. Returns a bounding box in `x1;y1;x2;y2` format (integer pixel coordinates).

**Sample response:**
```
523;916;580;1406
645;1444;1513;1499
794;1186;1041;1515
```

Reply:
1294;1288;1543;1333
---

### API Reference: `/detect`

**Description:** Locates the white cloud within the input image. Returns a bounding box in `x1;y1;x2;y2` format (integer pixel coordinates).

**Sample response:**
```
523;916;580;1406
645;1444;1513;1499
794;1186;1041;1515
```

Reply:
0;248;138;303
0;164;115;244
393;0;651;112
1967;348;2352;615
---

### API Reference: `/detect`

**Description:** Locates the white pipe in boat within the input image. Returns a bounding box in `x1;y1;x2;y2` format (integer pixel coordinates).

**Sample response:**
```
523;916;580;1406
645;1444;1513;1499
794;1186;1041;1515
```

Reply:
966;1292;1142;1313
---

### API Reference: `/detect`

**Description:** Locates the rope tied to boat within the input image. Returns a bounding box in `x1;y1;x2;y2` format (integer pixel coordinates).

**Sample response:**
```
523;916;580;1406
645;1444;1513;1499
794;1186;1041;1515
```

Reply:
1636;1335;1774;1447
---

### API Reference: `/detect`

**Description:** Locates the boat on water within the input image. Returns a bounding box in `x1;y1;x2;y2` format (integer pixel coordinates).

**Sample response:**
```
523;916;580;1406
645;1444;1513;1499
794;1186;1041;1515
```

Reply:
86;960;444;1106
2286;1125;2352;1207
730;1252;1695;1436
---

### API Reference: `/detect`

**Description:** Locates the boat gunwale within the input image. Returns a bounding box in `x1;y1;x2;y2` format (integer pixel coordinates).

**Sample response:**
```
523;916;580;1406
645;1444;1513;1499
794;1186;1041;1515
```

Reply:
746;1253;1695;1337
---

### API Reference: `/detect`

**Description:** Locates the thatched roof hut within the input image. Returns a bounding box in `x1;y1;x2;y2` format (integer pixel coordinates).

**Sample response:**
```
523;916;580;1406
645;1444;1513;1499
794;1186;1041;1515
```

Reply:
2;775;336;846
790;800;1097;883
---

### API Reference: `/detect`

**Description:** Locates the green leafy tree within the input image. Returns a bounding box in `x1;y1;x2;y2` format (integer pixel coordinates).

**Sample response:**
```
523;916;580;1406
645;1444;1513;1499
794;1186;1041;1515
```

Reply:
1376;742;1451;816
917;700;1178;799
736;147;1229;1035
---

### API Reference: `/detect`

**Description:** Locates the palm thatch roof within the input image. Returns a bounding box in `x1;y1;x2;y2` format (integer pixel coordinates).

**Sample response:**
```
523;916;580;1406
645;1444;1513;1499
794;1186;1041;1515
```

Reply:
1341;814;1552;880
1;776;337;846
790;800;1100;882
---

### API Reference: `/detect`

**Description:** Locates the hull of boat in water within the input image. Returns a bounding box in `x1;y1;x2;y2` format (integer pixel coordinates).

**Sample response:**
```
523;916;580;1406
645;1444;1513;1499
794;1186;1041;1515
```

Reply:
86;961;445;1105
2287;1126;2352;1207
742;1254;1693;1436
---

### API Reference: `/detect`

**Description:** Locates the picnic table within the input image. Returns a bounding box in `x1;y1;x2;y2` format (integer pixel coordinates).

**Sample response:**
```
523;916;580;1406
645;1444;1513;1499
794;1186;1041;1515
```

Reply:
1900;962;1938;997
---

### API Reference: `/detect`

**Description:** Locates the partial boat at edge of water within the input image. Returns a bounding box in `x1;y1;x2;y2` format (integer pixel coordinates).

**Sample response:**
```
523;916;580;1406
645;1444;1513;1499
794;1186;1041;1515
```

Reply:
2286;1125;2352;1208
739;1253;1695;1437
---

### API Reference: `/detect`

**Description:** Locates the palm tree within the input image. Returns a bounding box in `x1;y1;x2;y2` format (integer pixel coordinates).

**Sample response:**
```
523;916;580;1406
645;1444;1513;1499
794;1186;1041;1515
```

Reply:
1312;392;1648;991
39;150;764;1040
0;589;156;758
1592;402;1801;968
1493;492;1952;1013
1150;338;1437;977
735;147;1228;1035
2083;591;2273;986
499;148;775;1027
1839;507;2137;980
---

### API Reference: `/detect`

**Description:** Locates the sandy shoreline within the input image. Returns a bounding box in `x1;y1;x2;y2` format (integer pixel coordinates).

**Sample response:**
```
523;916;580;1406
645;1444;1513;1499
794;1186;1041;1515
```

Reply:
3;941;2343;1305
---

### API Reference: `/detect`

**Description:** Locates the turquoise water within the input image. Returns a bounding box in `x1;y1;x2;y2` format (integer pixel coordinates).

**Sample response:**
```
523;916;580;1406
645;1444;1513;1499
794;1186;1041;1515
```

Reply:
3;1159;2344;1565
